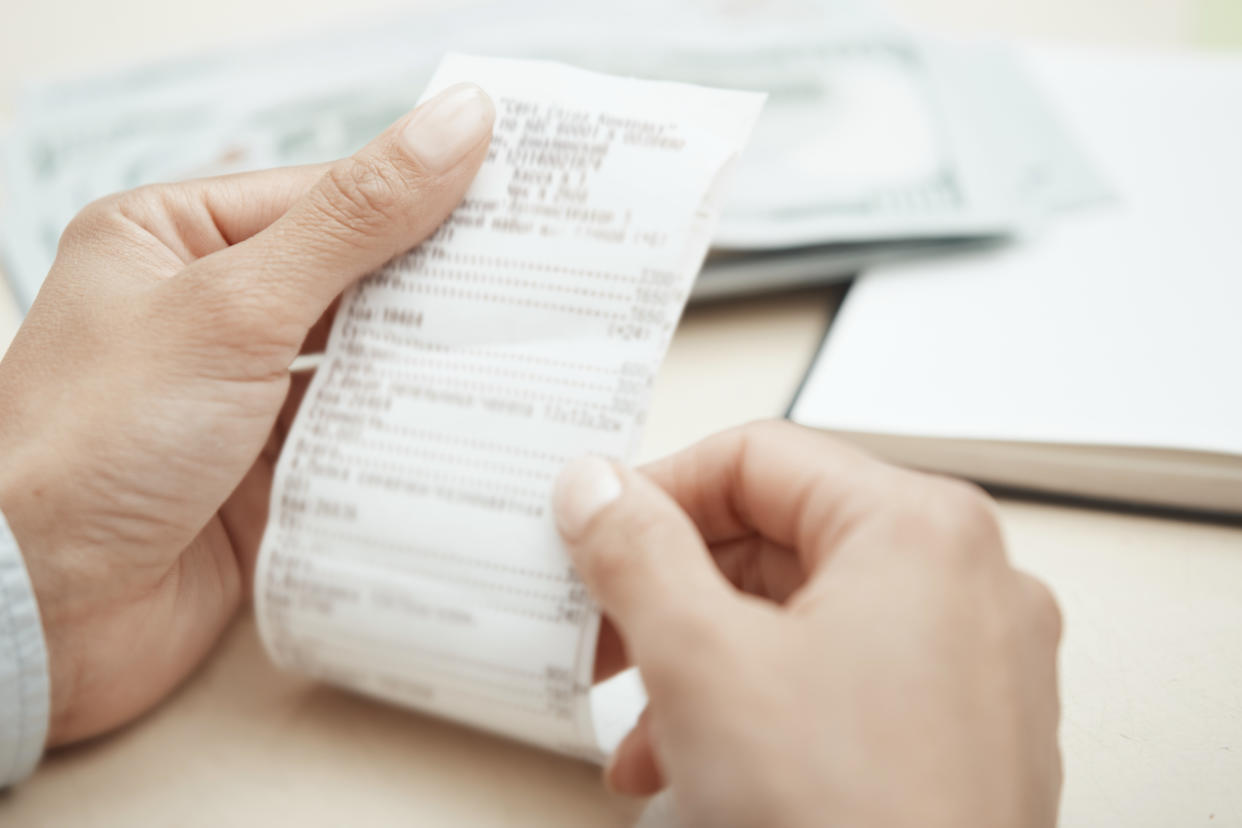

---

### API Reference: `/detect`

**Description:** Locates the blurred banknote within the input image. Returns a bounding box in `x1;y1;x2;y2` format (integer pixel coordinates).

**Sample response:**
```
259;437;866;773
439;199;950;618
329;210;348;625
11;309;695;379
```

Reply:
0;0;1107;308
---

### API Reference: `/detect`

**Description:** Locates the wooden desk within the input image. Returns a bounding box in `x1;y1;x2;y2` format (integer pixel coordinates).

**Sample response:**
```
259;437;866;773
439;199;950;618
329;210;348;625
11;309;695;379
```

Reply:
2;2;1240;825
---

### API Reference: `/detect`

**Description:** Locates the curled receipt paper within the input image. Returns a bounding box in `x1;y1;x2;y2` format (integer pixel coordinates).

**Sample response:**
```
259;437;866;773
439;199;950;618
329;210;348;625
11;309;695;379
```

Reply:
254;53;763;760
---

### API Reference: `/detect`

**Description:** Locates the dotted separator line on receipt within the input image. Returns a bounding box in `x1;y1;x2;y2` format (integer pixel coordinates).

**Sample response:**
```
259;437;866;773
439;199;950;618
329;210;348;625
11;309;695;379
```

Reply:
372;423;568;464
378;369;615;410
384;354;615;392
417;267;633;303
355;330;623;376
308;528;573;584
353;439;556;480
350;553;570;603
436;251;642;285
352;474;546;515
380;282;628;321
352;456;547;501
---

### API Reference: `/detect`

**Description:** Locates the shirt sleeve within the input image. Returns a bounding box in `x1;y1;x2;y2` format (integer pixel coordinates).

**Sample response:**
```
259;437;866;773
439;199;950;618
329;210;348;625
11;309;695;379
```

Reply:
0;508;50;786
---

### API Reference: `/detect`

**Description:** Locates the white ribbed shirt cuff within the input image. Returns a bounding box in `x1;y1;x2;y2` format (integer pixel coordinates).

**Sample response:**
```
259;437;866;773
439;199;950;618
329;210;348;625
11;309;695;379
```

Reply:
0;508;49;786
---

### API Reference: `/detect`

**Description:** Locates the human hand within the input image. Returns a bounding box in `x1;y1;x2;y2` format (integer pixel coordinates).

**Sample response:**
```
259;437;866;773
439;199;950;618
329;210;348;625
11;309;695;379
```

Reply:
0;84;494;746
554;421;1062;828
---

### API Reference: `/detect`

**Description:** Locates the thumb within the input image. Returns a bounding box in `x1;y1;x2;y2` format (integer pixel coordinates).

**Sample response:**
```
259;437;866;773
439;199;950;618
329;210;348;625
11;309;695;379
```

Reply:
553;456;737;673
167;82;494;353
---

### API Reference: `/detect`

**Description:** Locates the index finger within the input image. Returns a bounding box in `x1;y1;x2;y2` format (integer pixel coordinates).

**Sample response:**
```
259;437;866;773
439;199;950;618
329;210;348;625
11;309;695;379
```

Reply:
189;163;332;247
640;420;900;571
82;163;332;266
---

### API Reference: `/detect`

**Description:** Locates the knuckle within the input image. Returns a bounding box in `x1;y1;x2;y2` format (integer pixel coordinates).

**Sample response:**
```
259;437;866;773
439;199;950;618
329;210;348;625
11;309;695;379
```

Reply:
123;181;174;211
738;417;796;441
316;156;412;238
58;184;178;253
733;419;894;486
893;477;1004;568
58;194;123;250
939;479;1002;538
735;418;810;454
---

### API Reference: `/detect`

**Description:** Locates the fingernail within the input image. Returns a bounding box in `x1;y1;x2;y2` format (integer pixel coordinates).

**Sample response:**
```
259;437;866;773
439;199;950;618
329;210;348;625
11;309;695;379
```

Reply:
400;83;495;173
554;457;623;540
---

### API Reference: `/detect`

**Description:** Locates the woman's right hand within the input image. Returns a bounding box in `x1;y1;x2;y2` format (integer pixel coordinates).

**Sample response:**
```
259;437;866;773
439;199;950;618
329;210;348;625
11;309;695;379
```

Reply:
555;421;1062;828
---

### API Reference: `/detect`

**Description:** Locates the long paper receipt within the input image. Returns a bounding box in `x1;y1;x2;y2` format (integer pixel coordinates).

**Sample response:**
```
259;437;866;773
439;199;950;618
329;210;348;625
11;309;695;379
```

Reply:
254;54;763;759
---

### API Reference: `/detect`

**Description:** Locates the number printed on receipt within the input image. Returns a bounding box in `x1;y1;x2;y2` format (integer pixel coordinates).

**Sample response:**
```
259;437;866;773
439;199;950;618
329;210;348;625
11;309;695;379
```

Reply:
254;53;763;760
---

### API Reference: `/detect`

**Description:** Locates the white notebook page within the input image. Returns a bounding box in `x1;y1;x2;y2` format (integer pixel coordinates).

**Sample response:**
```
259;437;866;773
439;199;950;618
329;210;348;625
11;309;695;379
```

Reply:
792;48;1242;459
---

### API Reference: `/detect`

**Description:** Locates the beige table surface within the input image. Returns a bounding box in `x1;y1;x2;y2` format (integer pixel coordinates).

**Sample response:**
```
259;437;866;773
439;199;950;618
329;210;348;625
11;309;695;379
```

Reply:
2;1;1241;826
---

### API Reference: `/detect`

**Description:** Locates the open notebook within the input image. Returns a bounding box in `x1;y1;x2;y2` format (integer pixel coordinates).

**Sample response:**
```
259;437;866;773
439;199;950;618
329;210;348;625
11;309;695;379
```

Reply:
790;48;1242;516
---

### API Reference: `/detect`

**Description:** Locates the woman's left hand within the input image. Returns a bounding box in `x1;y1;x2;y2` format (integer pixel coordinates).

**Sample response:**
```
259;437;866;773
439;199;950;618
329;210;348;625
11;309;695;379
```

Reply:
0;83;495;746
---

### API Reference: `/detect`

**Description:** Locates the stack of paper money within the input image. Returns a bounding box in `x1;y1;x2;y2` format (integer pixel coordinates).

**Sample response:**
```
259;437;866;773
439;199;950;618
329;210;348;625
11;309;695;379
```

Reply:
0;0;1109;309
